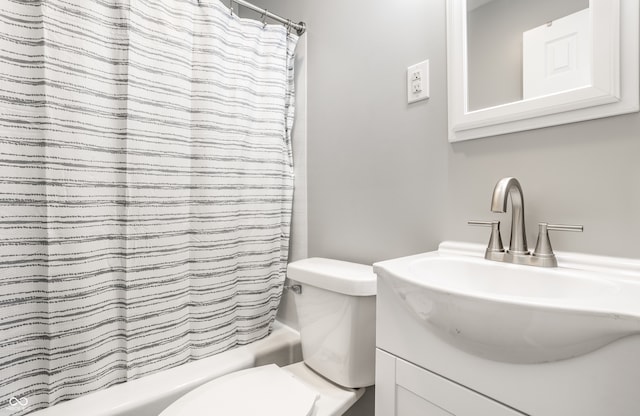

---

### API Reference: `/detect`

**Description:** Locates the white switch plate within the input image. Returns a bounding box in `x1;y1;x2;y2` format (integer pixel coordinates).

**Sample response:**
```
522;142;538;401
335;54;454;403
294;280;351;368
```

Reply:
407;60;429;104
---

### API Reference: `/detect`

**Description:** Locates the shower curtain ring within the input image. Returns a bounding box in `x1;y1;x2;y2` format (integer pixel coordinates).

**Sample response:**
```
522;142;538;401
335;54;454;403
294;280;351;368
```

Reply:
262;10;268;27
230;0;234;15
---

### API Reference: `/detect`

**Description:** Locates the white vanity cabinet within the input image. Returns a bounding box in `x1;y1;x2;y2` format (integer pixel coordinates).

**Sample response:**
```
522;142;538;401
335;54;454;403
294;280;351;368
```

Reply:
375;349;524;416
373;243;640;416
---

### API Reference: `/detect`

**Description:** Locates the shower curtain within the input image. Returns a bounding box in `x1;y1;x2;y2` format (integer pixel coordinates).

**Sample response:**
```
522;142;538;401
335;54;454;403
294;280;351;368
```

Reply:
0;0;298;413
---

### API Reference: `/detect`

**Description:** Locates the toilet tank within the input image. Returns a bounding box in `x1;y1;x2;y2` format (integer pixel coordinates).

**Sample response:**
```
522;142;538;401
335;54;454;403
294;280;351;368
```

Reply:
287;258;377;389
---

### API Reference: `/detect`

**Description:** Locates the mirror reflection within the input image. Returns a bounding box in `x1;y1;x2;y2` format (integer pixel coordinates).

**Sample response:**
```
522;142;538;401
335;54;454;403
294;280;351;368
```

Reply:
466;0;590;112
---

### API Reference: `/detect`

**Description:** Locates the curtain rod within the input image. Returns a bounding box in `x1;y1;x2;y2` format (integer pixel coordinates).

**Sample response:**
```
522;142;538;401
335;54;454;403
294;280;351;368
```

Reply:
231;0;306;35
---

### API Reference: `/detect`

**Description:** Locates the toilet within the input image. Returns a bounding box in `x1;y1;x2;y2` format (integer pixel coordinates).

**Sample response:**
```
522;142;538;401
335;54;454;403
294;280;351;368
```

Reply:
159;257;377;416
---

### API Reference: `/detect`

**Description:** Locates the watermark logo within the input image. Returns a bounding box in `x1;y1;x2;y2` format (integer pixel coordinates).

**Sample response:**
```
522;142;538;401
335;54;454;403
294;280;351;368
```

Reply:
1;397;29;415
8;398;28;407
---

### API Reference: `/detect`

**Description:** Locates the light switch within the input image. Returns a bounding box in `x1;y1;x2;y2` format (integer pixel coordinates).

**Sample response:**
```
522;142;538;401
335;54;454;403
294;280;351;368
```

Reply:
407;60;429;104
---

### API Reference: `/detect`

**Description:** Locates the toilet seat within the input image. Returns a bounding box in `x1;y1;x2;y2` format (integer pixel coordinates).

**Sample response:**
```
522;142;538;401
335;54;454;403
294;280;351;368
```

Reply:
159;362;364;416
283;362;365;416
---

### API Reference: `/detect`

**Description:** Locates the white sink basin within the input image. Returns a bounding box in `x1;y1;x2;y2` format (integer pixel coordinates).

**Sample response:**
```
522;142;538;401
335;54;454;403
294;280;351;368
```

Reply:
374;242;640;364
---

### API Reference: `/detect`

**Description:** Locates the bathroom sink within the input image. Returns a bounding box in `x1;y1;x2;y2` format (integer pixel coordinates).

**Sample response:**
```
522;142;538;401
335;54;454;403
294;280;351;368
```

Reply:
407;257;617;301
374;242;640;364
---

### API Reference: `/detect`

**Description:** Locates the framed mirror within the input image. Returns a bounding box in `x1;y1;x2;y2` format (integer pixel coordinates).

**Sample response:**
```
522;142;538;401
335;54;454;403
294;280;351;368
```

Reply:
447;0;639;142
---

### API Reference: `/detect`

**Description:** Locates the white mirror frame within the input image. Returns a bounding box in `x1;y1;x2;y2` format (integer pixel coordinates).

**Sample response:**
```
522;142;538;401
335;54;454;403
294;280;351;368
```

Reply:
447;0;639;142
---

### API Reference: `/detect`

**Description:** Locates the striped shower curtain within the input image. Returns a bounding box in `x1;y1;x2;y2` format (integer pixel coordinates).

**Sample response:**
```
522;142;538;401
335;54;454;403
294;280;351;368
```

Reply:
0;0;298;414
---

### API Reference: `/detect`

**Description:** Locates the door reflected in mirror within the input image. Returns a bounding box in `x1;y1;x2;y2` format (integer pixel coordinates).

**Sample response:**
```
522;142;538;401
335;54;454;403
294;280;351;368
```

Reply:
466;0;590;112
447;0;638;142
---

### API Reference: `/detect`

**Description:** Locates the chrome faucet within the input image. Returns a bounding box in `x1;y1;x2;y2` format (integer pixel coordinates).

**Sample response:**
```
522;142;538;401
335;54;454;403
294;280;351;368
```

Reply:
469;177;583;267
490;177;528;255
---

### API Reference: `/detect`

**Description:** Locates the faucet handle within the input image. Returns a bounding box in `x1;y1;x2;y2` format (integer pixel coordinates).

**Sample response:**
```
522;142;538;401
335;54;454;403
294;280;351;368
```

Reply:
468;220;505;253
533;223;584;258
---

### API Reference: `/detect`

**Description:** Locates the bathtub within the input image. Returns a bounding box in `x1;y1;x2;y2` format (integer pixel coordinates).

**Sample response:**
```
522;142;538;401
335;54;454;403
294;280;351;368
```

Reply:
30;322;302;416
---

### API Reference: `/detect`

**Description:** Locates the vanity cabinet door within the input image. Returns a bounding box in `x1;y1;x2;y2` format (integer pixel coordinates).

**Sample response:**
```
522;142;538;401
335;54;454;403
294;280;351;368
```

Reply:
376;349;525;416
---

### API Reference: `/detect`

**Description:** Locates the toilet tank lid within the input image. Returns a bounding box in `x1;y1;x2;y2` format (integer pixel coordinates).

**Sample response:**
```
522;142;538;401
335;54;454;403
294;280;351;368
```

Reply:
287;258;376;296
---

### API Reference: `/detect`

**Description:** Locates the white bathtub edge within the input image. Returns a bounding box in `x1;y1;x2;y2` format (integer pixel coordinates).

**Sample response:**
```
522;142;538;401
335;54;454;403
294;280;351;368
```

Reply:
30;322;302;416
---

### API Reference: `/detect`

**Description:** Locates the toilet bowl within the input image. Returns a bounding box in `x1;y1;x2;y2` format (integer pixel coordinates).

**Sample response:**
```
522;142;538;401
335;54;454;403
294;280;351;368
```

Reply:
159;258;377;416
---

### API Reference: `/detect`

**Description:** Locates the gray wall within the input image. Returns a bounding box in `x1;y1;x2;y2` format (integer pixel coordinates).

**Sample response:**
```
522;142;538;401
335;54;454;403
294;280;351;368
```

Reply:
448;113;640;259
251;0;449;266
248;0;639;263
